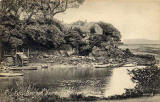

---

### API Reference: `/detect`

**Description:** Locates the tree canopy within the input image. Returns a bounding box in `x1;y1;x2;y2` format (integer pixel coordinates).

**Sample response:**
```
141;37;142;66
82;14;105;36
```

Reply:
0;0;85;20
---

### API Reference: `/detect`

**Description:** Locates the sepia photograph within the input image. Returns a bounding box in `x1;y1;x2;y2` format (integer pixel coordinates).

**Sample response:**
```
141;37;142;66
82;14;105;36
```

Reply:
0;0;160;102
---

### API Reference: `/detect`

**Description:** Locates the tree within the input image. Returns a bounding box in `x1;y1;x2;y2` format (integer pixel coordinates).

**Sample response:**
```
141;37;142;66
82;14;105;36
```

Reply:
0;0;85;21
97;22;121;41
0;27;2;63
0;0;85;62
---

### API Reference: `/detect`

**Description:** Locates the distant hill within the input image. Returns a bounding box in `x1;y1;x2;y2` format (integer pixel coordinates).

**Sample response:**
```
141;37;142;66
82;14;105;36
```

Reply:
123;39;160;44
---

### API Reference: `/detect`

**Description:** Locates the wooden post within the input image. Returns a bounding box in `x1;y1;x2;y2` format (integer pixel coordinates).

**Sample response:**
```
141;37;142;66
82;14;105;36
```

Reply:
16;47;17;53
27;48;30;58
4;50;5;56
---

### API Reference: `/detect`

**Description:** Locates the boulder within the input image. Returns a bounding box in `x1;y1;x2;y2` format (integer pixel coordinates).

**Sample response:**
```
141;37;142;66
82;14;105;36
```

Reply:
90;23;103;34
91;46;107;57
5;57;14;66
72;22;103;35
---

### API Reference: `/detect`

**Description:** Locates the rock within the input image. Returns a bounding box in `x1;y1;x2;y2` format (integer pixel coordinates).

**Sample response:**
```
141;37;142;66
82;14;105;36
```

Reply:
5;57;14;66
91;46;107;57
124;48;133;57
59;44;75;56
72;22;103;35
90;23;103;34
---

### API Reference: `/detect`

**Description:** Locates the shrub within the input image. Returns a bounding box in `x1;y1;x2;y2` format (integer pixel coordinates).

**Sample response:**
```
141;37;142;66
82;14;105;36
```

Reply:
97;22;121;41
129;65;160;95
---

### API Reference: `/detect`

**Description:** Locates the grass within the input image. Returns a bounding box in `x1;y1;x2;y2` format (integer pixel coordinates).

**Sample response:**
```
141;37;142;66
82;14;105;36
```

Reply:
0;81;103;102
0;81;61;102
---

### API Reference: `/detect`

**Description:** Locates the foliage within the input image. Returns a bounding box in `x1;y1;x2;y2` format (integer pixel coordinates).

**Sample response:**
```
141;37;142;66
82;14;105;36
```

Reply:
0;81;102;102
68;21;123;56
1;0;85;21
97;22;121;41
0;9;123;58
108;65;160;99
0;81;62;102
24;24;65;49
0;13;66;50
129;54;156;66
65;29;84;48
129;65;160;95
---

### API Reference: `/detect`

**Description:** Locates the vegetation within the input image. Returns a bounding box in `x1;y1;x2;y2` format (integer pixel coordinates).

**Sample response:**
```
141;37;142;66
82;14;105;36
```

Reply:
129;65;160;95
0;81;61;102
0;11;125;58
127;54;156;66
0;0;126;62
0;0;85;20
0;0;160;102
0;81;103;102
0;0;85;60
104;65;160;100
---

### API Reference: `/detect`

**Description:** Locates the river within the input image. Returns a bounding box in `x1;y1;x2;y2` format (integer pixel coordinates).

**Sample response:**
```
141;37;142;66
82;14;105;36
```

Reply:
0;64;140;98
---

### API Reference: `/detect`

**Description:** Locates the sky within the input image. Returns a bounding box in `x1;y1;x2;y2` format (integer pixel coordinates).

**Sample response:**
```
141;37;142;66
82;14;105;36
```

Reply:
55;0;160;41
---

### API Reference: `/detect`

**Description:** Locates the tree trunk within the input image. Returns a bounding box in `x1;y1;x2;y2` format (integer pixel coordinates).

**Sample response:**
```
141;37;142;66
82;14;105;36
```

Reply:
0;30;2;63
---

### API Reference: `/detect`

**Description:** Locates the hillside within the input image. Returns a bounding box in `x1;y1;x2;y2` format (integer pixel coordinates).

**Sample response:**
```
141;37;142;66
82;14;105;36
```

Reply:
123;39;160;44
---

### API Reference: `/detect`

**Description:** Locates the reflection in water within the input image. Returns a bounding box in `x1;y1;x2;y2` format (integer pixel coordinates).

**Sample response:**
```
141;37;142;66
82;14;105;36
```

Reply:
0;66;138;98
0;67;112;97
0;76;24;89
104;67;136;97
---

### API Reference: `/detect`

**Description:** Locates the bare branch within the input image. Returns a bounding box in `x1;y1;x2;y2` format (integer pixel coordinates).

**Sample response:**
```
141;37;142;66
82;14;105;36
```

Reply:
53;0;68;16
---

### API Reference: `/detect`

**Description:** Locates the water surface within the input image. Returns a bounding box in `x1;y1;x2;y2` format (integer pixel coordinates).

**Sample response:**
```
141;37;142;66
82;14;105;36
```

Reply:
0;65;138;98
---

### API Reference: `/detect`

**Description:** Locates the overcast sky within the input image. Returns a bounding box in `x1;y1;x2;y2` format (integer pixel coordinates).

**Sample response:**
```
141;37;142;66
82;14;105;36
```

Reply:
55;0;160;41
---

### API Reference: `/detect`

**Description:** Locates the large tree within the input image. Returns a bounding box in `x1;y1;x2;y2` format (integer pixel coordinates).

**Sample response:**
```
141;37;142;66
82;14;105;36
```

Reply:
0;0;85;63
0;0;85;20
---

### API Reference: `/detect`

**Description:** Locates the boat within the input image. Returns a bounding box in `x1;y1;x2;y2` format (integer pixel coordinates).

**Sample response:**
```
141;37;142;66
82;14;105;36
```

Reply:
52;64;76;68
10;67;37;70
94;63;125;68
0;73;24;77
122;63;136;67
94;64;111;68
135;65;146;69
41;65;48;69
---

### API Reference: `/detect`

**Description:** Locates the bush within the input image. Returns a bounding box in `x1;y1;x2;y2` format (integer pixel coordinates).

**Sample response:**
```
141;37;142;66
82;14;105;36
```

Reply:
129;65;160;95
97;22;121;41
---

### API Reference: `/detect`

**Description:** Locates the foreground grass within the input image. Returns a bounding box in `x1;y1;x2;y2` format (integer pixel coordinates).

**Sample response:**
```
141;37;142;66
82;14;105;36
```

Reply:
0;81;102;102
